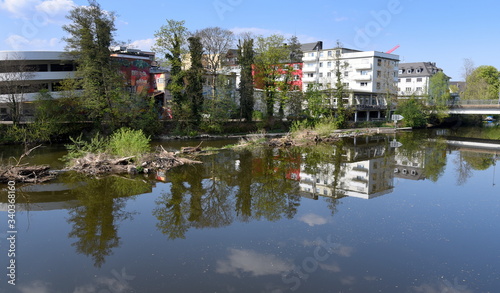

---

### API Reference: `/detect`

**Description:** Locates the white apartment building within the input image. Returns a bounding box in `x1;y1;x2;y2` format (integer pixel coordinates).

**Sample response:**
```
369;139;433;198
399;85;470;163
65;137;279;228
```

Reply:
301;44;399;121
397;62;443;98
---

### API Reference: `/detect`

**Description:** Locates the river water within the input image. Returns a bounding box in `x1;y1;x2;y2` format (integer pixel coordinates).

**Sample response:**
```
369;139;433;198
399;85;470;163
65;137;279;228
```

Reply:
0;128;499;292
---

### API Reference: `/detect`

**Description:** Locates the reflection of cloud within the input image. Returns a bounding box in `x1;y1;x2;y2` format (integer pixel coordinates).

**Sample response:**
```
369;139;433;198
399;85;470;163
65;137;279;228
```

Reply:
73;272;134;293
216;248;293;277
340;275;356;285
298;213;328;226
410;278;472;293
334;245;354;257
319;262;341;273
18;280;52;293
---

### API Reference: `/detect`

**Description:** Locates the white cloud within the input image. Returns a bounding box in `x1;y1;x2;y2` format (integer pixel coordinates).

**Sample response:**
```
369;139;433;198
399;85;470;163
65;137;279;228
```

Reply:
5;34;61;50
0;0;74;21
216;248;293;277
129;38;156;51
298;213;328;226
36;0;75;22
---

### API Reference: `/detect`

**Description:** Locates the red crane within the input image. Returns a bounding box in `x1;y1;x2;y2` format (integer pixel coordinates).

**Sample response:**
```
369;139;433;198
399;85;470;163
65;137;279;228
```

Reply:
386;45;400;54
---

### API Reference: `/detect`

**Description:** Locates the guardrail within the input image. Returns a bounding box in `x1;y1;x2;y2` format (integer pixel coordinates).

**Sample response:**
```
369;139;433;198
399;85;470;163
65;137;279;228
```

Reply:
447;99;500;107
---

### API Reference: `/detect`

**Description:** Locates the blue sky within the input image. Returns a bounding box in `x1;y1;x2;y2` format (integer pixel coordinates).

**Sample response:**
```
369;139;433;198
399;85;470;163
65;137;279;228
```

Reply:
0;0;498;80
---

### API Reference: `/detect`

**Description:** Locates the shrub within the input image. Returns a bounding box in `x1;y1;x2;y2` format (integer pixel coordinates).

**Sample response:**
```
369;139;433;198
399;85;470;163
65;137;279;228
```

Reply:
107;128;151;158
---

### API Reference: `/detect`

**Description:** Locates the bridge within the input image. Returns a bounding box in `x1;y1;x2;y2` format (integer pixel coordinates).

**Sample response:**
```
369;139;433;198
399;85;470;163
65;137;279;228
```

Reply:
446;100;500;115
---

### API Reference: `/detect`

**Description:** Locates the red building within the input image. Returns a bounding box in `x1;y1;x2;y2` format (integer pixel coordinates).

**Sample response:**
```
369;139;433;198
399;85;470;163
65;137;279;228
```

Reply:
110;47;156;95
252;62;303;91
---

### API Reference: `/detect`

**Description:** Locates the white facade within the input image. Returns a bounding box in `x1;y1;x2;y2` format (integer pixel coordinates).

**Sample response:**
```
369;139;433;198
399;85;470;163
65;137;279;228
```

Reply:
397;62;443;97
301;46;399;121
301;47;399;94
0;51;77;103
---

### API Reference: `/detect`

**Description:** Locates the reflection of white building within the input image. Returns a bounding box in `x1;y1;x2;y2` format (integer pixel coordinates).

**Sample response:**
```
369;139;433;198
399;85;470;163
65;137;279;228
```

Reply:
300;151;394;200
394;148;426;180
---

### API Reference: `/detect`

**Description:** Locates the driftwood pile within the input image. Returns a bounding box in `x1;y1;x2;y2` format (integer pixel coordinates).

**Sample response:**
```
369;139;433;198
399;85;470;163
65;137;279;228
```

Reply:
67;146;202;175
0;164;56;183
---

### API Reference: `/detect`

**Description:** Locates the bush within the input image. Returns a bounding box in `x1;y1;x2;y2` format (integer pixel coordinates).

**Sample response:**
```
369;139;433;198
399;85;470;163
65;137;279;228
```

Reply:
62;132;108;162
107;128;151;158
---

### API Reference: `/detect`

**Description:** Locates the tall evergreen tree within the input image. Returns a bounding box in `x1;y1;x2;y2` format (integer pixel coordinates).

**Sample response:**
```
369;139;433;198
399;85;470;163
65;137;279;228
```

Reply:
62;0;121;126
185;36;205;126
152;19;189;115
238;37;255;121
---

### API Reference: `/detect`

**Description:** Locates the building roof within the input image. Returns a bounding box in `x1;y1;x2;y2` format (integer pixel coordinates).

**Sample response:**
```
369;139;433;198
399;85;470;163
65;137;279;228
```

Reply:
399;62;443;77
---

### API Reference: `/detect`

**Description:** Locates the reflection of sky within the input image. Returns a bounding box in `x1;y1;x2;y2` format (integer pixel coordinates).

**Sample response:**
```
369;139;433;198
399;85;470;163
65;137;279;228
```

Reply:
216;248;293;277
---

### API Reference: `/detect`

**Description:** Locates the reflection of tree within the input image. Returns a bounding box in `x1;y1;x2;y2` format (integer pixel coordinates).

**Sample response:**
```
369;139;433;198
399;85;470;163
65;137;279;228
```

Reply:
67;175;148;267
454;151;473;186
153;148;303;239
235;150;253;221
462;151;495;171
424;140;447;182
154;169;191;240
251;148;300;221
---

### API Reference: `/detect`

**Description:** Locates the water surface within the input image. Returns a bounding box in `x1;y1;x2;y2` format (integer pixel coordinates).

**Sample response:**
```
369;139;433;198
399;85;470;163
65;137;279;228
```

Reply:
0;130;499;292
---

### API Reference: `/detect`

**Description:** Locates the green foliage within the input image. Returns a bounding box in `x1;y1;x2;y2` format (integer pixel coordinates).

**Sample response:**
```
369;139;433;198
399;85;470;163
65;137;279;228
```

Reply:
396;97;428;128
185;36;205;126
238;37;255;121
254;34;290;118
107;128;151;158
153;19;189;111
62;132;108;162
62;0;123;126
304;83;328;119
464;65;500;100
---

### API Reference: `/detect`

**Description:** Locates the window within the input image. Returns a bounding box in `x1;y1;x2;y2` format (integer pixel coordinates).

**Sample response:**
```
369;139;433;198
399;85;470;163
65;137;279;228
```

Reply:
406;78;411;82
309;52;315;57
360;70;368;75
319;73;323;78
294;75;300;81
307;73;314;78
344;71;349;77
398;78;401;82
416;87;422;91
307;63;314;67
327;62;331;67
0;108;7;114
327;72;332;77
320;52;324;57
360;82;368;87
51;63;74;71
328;51;333;57
319;62;323;67
405;87;412;92
417;78;422;82
293;64;300;70
376;82;381;90
377;59;382;66
343;82;349;87
377;71;381;78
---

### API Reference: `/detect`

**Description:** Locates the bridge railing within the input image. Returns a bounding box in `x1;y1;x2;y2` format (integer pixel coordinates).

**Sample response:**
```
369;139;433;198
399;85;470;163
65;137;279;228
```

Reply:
447;99;500;107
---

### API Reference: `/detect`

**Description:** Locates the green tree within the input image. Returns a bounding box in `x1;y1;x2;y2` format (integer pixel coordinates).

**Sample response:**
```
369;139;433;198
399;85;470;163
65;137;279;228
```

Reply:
331;42;349;128
304;83;328;119
152;19;189;115
62;0;123;128
396;97;428;128
428;71;451;123
287;35;303;63
237;37;255;121
254;34;290;119
464;65;500;100
185;36;205;126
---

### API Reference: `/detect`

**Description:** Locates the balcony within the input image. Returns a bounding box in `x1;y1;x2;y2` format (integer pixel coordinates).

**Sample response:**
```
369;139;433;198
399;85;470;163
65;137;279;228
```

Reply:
353;74;372;81
353;63;372;70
